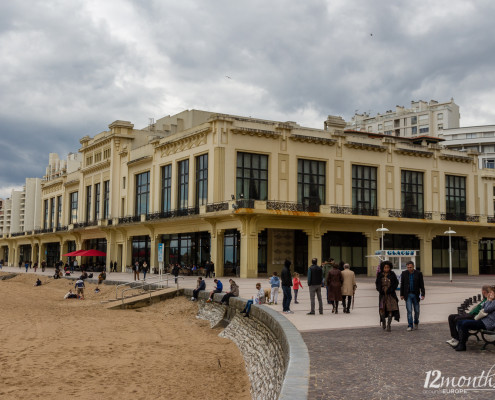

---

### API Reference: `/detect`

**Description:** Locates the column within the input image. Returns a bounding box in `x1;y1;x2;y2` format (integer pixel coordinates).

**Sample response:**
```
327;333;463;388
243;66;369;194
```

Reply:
105;231;116;272
210;230;224;277
150;234;158;274
123;236;132;273
467;238;480;276
8;244;15;267
61;241;69;264
419;235;433;276
307;232;322;267
366;232;380;277
30;243;37;264
38;243;46;265
240;231;258;278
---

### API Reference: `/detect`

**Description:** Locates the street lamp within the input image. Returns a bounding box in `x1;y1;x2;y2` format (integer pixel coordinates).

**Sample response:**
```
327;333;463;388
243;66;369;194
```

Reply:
376;224;389;255
444;227;456;283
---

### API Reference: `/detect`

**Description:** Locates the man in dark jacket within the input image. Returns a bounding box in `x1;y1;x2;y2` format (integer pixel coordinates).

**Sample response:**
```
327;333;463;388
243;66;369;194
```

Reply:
281;259;293;313
400;261;425;331
307;258;323;315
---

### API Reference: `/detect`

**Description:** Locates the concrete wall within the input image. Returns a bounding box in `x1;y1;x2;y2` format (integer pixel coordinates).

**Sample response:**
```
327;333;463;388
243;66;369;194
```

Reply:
186;289;309;400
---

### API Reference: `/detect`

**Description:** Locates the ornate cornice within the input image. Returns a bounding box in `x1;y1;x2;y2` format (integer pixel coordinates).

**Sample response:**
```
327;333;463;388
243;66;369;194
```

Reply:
231;127;281;139
127;156;152;166
345;141;386;152
80;159;111;174
79;137;112;153
394;148;433;157
64;179;80;187
438;154;473;163
42;182;63;195
156;128;210;157
290;134;337;145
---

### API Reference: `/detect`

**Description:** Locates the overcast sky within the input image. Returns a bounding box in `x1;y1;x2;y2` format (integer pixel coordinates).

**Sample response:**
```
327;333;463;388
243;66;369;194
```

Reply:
1;0;495;198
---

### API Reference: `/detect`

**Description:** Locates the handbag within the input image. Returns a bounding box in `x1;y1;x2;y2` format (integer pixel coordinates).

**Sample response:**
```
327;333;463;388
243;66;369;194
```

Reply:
475;310;488;320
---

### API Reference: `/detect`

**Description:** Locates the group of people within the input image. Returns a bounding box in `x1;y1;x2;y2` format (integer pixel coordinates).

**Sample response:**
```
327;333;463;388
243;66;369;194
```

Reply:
446;284;495;351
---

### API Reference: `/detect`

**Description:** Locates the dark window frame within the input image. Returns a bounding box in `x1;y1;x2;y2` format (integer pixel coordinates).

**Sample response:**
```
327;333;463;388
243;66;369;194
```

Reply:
297;158;326;209
352;165;377;215
401;170;424;218
135;171;150;216
178;159;189;210
236;152;268;200
195;154;208;207
445;175;466;219
161;164;172;212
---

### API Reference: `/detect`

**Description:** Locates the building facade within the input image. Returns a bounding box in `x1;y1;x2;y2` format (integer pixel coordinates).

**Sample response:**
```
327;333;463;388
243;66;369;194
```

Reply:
348;99;460;138
1;109;495;276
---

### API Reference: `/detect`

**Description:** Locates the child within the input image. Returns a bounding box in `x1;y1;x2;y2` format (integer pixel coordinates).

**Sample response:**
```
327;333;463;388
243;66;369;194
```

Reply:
240;283;265;318
293;272;303;304
269;272;280;305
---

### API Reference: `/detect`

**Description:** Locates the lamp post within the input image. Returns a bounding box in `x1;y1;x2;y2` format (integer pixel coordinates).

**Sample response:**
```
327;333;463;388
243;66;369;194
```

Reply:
444;227;456;283
376;224;389;258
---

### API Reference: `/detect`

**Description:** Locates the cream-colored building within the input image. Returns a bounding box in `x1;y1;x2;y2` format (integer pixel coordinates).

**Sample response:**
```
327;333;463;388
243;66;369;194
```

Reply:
348;99;460;137
1;109;495;276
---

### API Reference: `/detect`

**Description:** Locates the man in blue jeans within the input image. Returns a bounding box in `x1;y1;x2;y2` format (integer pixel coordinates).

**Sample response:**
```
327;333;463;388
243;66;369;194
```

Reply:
281;259;293;314
400;261;425;331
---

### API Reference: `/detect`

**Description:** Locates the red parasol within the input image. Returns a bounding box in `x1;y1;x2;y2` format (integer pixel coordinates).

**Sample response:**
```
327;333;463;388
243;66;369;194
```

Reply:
62;250;86;257
78;249;106;257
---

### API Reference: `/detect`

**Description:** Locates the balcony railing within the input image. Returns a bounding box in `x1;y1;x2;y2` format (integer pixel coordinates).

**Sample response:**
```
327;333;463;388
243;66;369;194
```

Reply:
74;220;97;229
118;215;141;224
329;205;353;215
440;213;480;222
235;199;255;209
328;205;378;216
388;210;433;220
11;232;25;237
206;202;229;212
145;207;200;221
55;226;68;232
266;200;320;212
488;216;495;223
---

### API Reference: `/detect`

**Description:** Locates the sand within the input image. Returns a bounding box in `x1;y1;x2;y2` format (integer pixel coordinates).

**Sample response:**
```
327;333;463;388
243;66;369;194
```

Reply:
0;272;251;400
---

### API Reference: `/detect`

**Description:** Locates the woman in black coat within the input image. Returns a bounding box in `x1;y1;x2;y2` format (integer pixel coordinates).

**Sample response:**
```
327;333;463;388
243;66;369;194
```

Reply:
375;260;400;331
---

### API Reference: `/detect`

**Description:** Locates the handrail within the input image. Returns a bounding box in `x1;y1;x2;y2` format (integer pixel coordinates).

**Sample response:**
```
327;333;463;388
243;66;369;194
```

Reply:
115;273;173;299
116;274;185;303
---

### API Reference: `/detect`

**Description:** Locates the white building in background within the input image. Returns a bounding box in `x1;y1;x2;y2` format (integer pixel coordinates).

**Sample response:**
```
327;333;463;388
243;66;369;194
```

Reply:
44;152;81;182
440;125;495;170
0;178;42;235
348;98;460;137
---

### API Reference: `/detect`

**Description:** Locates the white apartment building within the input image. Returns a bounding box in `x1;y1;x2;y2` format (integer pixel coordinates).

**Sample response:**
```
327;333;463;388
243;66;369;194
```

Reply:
347;99;460;137
0;178;42;236
440;125;495;170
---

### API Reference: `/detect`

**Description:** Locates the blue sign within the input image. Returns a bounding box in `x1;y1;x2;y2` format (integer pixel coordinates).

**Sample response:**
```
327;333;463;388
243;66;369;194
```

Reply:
158;243;164;263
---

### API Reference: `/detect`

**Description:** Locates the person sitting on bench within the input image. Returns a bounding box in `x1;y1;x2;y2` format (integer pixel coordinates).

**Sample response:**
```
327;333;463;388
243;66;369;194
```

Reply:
206;279;223;303
446;285;490;347
454;286;495;351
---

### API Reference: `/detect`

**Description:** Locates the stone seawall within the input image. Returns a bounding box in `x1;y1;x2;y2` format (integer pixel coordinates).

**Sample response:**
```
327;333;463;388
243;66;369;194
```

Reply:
184;289;309;400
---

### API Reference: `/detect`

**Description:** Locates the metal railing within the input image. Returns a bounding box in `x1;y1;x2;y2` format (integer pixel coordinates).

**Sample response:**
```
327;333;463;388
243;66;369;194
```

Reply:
440;213;480;222
206;202;229;212
114;274;184;303
266;200;320;212
388;210;433;220
145;207;200;221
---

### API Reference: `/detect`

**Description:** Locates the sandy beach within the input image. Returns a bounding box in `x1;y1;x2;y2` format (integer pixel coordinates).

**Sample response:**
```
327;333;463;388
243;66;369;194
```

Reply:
0;272;251;400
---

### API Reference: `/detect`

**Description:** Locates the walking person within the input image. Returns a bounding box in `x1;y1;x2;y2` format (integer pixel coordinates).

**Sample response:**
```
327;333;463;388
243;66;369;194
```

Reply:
205;260;212;278
142;261;148;280
341;263;356;313
33;262;37;272
293;272;303;304
322;259;333;304
281;259;293;314
172;263;180;284
326;261;343;313
41;260;46;272
376;261;400;332
25;261;29;273
269;271;280;305
307;258;323;315
400;261;425;331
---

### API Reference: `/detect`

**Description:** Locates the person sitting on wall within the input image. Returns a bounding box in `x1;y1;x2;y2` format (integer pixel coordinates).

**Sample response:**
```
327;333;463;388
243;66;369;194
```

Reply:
206;279;223;303
191;277;206;301
220;279;240;306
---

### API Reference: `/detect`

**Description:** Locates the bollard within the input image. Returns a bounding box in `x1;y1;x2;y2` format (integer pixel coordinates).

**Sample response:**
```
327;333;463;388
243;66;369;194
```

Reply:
478;294;482;301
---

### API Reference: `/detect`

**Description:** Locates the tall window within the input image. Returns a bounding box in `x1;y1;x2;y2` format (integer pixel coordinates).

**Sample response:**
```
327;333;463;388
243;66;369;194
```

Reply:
178;160;189;210
352;165;377;215
50;197;55;228
85;185;92;222
297;159;325;210
57;195;62;228
43;199;49;229
445;175;466;220
132;236;150;265
161;165;172;212
70;192;78;224
103;180;110;219
94;183;101;220
401;170;424;218
236;152;268;200
135;172;150;215
195;154;208;206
